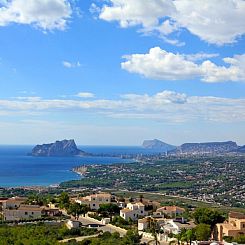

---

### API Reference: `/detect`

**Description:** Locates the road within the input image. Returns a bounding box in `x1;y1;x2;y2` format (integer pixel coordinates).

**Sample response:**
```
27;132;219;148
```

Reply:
62;211;167;244
60;234;99;243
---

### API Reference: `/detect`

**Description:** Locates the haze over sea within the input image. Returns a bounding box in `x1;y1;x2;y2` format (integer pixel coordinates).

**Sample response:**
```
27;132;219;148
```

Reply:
0;145;161;188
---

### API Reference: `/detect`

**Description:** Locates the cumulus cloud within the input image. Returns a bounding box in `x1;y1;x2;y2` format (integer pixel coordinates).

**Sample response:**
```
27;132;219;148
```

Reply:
0;0;72;31
94;0;245;45
0;91;245;123
121;47;245;82
62;61;81;68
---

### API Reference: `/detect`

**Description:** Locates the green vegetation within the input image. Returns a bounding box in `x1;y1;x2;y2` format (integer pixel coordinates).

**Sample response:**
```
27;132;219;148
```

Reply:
0;223;97;245
195;224;211;241
110;216;136;230
61;155;245;208
98;203;120;217
193;208;225;230
67;203;90;219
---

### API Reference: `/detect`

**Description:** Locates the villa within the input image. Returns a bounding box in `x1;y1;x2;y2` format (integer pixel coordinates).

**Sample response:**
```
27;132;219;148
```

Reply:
155;206;185;217
75;193;112;210
3;205;43;221
216;212;245;241
120;202;147;221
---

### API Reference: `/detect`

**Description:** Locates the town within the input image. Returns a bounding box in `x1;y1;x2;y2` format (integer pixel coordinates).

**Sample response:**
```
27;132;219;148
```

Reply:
1;189;245;244
62;155;245;208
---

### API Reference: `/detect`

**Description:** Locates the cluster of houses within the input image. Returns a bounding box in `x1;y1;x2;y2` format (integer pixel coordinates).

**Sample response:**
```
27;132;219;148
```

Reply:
2;192;245;244
0;197;61;221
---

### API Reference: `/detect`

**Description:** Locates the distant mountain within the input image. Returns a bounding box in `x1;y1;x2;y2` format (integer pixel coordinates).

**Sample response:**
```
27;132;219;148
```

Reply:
172;141;238;154
30;139;87;157
236;145;245;153
142;139;176;152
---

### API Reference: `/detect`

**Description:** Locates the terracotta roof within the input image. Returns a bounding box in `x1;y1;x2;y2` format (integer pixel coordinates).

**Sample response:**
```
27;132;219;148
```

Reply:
121;208;133;213
18;205;43;211
92;193;111;198
134;202;145;207
229;212;245;219
138;218;149;223
157;206;185;213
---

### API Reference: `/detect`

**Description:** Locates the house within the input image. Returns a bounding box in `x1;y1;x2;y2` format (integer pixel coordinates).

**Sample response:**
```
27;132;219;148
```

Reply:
1;197;27;210
75;193;112;210
155;206;185;217
2;203;61;221
66;220;80;229
3;205;43;221
138;217;150;231
163;219;196;234
42;207;61;217
0;198;8;211
216;212;245;241
120;202;147;221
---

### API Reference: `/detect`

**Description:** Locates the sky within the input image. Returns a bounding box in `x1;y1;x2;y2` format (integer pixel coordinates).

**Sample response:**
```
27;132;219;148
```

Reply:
0;0;245;146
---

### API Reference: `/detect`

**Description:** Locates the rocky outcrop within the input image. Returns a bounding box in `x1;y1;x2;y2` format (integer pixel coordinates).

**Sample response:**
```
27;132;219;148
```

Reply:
30;139;87;157
142;139;176;152
172;141;238;154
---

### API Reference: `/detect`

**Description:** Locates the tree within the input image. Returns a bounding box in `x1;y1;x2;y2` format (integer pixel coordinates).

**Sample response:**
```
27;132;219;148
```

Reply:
139;194;144;203
98;203;120;217
195;224;211;241
146;217;160;245
58;192;70;209
186;229;195;245
67;203;89;219
122;229;142;245
193;208;225;230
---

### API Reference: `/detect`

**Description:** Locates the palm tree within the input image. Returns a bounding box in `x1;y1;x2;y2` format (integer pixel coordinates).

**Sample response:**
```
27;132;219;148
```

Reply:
146;217;160;245
186;229;195;245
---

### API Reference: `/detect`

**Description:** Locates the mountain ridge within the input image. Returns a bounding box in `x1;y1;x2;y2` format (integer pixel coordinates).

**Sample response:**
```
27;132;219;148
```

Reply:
142;139;244;155
142;139;176;152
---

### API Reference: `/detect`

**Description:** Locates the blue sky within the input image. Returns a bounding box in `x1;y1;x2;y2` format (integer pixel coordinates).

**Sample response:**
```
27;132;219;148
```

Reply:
0;0;245;145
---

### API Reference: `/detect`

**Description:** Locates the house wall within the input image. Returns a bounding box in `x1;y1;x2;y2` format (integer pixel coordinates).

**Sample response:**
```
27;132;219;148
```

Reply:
3;209;42;221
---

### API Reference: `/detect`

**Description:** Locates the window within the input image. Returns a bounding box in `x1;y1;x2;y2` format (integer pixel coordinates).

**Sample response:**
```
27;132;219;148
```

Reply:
25;212;28;215
93;204;95;207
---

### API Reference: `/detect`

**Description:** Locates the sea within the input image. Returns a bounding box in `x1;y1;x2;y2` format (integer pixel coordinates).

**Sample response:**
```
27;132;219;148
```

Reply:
0;145;162;188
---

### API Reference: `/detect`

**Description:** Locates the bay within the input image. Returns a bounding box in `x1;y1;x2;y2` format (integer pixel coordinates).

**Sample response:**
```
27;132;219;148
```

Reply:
0;145;137;188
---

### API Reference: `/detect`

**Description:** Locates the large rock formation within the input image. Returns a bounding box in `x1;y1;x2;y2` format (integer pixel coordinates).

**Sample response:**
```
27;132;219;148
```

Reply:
142;139;176;152
30;139;87;157
172;141;238;154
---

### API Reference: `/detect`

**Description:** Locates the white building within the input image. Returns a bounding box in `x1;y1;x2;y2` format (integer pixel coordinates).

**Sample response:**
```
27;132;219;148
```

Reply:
66;220;80;229
3;205;43;221
75;193;112;210
138;218;149;231
1;197;27;210
120;202;147;221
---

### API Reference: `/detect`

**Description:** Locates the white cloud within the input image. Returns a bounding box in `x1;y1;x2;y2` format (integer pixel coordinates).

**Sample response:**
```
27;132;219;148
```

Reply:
13;96;42;102
185;52;219;62
173;0;245;45
76;92;95;98
0;0;72;31
95;0;245;45
62;60;81;68
121;47;245;83
0;91;245;124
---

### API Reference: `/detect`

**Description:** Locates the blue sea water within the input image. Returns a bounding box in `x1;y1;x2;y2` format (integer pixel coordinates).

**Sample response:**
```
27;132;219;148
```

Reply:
0;145;144;188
